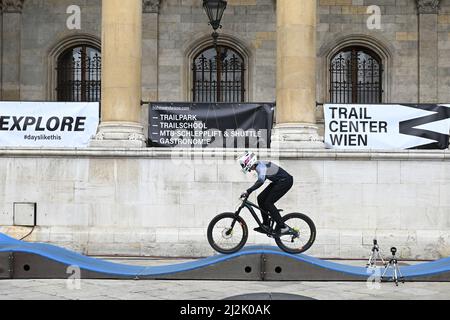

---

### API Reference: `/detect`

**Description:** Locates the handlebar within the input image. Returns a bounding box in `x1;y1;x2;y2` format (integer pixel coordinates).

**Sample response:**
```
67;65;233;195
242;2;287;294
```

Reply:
239;192;250;200
235;195;248;212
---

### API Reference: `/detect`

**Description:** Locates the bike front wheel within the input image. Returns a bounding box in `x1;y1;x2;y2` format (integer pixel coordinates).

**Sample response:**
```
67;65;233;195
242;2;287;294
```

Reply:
275;213;316;254
207;212;248;254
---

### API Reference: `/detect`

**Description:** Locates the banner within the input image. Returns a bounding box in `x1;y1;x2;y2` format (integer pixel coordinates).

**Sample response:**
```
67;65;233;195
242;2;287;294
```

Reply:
149;103;275;148
324;104;450;150
0;102;99;148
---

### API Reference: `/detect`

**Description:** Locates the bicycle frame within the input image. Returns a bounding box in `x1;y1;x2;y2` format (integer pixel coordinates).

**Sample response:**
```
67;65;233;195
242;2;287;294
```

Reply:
233;198;276;234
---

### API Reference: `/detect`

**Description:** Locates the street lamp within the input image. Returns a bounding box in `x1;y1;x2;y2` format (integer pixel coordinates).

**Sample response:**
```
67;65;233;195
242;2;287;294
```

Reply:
203;0;228;46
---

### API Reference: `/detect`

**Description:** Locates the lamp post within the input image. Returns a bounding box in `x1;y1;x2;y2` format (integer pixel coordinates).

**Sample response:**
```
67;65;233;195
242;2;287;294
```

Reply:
202;0;228;47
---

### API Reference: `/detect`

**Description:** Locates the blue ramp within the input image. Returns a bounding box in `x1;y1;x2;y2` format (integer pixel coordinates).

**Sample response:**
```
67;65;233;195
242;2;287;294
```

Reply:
1;233;450;281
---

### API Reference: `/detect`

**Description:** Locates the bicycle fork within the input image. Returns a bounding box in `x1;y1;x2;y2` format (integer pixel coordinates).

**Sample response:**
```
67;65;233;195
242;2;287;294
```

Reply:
228;210;244;232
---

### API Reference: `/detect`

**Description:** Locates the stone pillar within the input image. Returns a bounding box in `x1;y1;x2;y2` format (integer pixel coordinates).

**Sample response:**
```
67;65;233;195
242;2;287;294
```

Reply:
91;0;146;148
1;0;24;101
271;0;323;149
417;0;440;103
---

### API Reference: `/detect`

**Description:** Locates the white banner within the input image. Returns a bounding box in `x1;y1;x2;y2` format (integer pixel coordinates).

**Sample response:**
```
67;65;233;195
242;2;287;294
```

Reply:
0;102;99;148
324;104;450;150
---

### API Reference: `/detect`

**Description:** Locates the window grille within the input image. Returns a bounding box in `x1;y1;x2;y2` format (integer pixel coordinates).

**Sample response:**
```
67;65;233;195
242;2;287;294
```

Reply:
193;46;245;103
57;46;101;102
330;46;383;104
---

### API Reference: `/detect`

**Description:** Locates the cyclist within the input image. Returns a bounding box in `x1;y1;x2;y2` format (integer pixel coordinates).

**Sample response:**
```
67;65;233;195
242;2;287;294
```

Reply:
238;152;293;235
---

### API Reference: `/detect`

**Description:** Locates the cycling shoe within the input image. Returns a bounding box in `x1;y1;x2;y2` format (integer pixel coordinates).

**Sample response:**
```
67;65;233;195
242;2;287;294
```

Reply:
278;226;291;235
254;226;269;234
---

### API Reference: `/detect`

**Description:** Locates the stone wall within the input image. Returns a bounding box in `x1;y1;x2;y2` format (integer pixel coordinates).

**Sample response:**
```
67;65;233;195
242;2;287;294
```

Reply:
2;0;450;261
4;0;448;118
318;0;416;104
19;0;101;100
157;0;276;102
438;2;450;103
1;148;449;260
2;0;448;105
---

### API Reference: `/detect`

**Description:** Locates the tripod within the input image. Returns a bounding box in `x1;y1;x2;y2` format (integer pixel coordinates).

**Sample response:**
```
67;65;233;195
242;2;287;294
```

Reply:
381;247;405;286
366;239;387;268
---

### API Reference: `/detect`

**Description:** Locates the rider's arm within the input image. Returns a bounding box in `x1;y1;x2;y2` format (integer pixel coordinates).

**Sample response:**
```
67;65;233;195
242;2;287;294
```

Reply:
246;164;266;195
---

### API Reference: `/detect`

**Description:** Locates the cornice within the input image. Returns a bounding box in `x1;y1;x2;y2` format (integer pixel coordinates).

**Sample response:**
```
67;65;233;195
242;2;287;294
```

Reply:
143;0;160;14
1;0;25;13
417;0;440;14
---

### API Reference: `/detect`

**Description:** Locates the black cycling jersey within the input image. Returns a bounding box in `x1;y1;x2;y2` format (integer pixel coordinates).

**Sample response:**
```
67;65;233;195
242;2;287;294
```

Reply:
246;161;293;194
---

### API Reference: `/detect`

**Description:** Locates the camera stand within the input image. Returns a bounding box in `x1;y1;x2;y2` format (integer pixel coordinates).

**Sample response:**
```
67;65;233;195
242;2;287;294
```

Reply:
366;239;387;268
381;247;405;286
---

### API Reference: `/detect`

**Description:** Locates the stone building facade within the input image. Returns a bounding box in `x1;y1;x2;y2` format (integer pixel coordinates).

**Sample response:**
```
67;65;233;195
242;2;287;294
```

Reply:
2;0;450;112
1;0;450;260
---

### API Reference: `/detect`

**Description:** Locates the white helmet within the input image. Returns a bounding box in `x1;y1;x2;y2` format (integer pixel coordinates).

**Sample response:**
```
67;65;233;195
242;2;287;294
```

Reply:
238;152;257;173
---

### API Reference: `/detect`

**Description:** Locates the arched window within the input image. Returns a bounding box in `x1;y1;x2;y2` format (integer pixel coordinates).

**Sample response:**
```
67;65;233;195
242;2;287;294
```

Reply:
56;45;101;102
192;45;245;103
330;46;383;104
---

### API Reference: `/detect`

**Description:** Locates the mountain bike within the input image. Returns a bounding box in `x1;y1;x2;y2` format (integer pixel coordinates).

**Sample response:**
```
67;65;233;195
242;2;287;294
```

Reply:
207;195;316;254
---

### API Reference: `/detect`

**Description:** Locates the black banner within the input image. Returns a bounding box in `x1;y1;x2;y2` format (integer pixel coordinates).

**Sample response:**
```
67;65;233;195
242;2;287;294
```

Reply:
148;103;275;148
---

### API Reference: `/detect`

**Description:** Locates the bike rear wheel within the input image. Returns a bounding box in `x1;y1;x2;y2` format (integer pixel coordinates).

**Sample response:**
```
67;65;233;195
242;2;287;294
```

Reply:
207;212;248;254
275;213;316;254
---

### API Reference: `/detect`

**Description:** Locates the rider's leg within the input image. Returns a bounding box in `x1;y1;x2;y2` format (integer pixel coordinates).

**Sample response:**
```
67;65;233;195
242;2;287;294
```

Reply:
262;178;293;227
257;184;274;226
